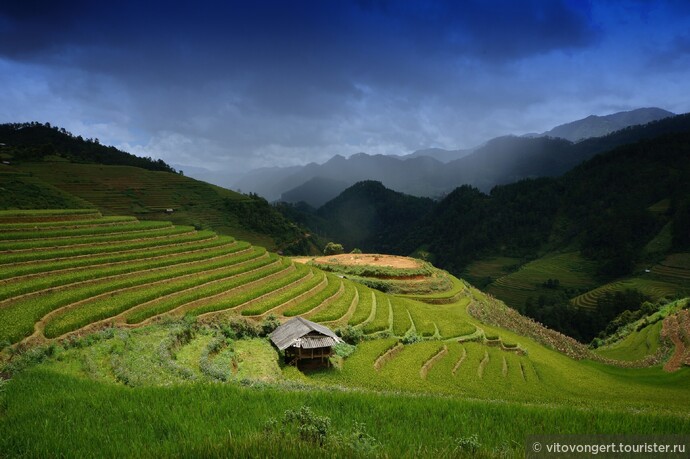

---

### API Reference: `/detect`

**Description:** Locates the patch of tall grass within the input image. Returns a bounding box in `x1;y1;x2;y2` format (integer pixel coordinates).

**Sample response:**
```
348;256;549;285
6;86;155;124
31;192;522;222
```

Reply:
4;368;688;458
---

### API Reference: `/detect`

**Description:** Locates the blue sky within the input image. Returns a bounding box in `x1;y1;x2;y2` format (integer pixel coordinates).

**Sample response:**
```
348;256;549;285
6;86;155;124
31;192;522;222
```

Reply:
1;0;689;184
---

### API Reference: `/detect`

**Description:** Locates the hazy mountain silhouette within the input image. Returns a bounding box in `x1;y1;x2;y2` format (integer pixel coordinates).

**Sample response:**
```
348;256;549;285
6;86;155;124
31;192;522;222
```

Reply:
235;153;448;201
280;176;351;208
399;147;475;163
535;107;674;142
234;108;684;200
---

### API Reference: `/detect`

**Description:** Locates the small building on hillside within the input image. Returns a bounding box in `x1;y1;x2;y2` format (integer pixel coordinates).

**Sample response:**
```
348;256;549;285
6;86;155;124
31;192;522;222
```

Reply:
270;317;343;367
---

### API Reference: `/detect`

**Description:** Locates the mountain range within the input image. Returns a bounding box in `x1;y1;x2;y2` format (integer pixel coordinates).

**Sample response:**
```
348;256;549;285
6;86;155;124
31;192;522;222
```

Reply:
234;108;676;207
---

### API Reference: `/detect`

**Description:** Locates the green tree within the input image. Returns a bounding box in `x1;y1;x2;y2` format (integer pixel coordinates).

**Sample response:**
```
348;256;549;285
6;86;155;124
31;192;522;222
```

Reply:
323;242;344;255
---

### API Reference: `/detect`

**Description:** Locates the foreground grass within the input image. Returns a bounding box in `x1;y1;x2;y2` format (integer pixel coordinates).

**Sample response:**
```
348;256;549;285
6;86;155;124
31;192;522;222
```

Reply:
2;368;689;459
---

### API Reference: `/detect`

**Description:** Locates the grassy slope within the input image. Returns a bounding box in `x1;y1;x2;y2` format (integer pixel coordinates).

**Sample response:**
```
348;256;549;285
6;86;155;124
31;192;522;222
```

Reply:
595;321;663;361
1;162;308;251
4;368;689;459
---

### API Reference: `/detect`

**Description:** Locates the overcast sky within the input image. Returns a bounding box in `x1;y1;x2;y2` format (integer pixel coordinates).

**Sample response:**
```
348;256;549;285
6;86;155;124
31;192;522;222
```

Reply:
1;0;689;184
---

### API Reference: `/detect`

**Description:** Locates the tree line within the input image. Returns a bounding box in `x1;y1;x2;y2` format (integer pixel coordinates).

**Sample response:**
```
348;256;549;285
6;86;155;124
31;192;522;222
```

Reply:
0;122;177;173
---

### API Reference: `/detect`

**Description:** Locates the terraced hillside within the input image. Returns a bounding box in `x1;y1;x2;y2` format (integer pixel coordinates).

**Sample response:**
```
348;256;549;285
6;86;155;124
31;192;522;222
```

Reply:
2;209;690;458
0;210;479;348
0;163;313;252
466;250;689;318
3;209;688;375
573;255;690;311
484;252;597;306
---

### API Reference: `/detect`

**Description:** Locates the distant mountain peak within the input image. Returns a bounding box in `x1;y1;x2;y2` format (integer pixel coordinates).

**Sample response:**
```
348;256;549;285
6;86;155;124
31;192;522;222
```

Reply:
540;107;675;142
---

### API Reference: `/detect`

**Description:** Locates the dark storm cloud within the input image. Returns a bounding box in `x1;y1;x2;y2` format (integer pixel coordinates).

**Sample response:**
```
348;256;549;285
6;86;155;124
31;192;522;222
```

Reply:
0;1;598;83
0;1;688;183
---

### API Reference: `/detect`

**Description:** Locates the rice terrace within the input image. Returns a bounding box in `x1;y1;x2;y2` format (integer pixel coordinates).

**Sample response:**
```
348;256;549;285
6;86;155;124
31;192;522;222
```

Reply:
1;205;689;457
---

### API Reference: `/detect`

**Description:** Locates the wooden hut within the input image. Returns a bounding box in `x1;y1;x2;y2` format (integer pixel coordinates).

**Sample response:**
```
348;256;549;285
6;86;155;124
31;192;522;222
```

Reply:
270;317;343;367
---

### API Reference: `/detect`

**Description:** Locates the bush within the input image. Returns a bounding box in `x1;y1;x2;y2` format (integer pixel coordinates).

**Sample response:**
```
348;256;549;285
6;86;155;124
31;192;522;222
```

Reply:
336;325;364;344
333;342;356;358
350;248;362;254
261;314;281;336
221;317;260;339
2;344;58;377
401;330;421;345
336;421;380;455
454;434;481;454
323;242;345;255
590;337;603;349
264;405;379;454
265;405;331;446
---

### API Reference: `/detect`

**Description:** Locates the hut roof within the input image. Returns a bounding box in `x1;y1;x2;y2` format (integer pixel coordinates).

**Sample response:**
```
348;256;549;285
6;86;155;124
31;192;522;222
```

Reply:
270;317;343;350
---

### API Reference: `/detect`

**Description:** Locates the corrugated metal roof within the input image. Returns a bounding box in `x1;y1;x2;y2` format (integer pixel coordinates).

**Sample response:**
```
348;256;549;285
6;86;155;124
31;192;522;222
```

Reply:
293;336;341;349
270;316;342;350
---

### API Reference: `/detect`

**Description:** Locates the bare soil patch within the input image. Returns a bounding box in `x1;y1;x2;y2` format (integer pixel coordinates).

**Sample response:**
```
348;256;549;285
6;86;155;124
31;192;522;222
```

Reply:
662;310;690;372
312;254;423;270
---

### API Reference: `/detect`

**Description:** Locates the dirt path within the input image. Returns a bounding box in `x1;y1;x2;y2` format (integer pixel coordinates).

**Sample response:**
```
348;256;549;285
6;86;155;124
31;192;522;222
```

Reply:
477;350;489;379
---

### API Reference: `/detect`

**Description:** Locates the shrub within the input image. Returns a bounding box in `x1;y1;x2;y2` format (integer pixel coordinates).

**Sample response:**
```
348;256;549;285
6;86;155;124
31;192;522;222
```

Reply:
2;344;58;377
453;434;481;454
265;405;331;446
263;405;379;454
323;242;344;255
333;342;356;359
350;248;362;254
261;314;281;336
401;330;422;345
221;317;260;339
336;421;380;455
336;325;364;344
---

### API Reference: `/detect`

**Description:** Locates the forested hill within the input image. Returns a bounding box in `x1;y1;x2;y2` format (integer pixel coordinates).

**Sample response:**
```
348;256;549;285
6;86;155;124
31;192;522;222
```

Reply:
316;180;434;253
403;129;690;276
0;122;176;173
